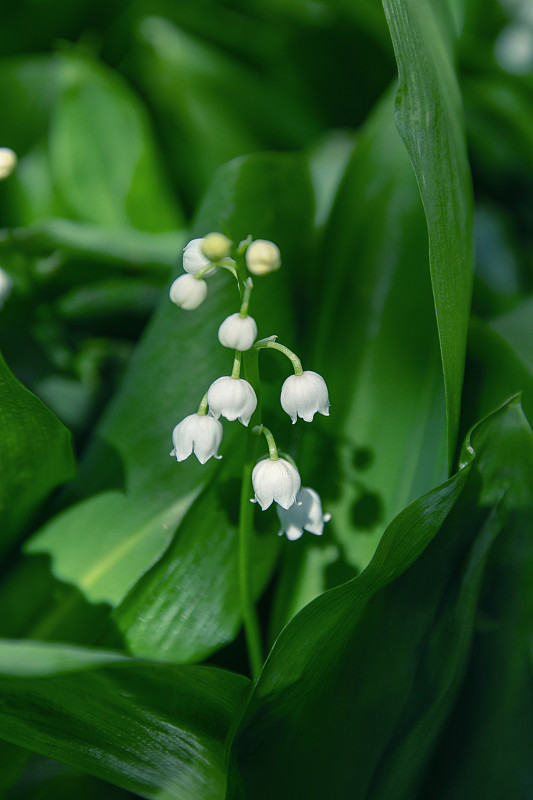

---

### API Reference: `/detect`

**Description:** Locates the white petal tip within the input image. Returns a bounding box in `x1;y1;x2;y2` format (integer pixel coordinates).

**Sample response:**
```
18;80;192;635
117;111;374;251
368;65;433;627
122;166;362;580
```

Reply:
324;513;332;522
170;449;176;457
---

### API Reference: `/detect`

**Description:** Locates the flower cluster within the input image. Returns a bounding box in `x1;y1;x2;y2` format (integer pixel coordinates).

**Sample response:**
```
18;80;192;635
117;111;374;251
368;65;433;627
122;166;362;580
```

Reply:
169;232;331;541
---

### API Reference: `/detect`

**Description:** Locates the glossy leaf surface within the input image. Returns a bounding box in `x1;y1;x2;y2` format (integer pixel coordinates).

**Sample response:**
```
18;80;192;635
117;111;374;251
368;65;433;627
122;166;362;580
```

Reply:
232;398;533;799
0;640;250;800
383;0;475;466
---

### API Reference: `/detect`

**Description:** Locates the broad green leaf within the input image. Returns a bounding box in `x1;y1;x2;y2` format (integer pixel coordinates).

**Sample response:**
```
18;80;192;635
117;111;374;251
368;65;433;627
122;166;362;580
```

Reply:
0;153;314;664
49;52;184;231
383;0;475;467
0;351;75;557
230;397;533;799
0;639;250;800
9;757;139;800
270;88;448;633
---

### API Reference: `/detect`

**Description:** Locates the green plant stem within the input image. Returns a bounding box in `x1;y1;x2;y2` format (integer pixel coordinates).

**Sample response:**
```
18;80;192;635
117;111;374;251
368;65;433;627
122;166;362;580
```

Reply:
238;433;264;681
253;339;303;375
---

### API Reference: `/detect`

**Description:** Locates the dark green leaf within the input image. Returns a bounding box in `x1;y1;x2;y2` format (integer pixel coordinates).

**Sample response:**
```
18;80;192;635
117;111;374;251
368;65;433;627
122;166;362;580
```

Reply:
383;0;475;466
0;639;250;800
230;397;533;800
0;351;75;557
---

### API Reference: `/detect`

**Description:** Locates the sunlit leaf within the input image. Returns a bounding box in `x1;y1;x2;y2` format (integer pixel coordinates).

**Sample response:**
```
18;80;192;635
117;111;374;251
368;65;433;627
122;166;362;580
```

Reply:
0;639;250;800
383;0;475;467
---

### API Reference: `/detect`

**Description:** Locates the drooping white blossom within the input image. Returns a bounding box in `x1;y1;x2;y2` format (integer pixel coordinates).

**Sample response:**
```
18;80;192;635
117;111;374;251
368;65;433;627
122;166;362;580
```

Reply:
276;487;331;541
183;238;216;276
280;370;330;424
245;239;281;275
218;313;258;351
251;458;301;510
0;148;17;180
170;413;223;464
169;273;207;310
207;376;257;426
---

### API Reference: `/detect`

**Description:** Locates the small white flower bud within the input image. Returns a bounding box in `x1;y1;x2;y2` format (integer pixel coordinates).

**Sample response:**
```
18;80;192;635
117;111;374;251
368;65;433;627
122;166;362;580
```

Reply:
0;148;17;180
170;413;223;464
218;313;258;351
280;370;330;424
276;487;331;540
252;458;301;510
169;273;207;310
183;238;216;276
201;232;231;262
207;376;257;426
245;239;281;275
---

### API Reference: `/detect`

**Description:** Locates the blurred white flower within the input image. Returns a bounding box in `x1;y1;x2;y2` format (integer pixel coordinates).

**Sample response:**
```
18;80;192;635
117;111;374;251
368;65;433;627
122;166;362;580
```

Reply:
280;370;330;423
0;148;17;180
218;313;258;351
183;238;216;275
276;487;331;541
169;273;207;310
207;376;257;425
251;457;301;510
0;267;13;308
170;414;223;464
245;239;281;275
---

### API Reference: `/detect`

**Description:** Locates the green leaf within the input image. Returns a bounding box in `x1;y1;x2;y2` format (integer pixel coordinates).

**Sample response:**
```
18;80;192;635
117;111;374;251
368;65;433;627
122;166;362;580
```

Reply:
0;153;314;664
382;0;475;467
49;51;184;231
230;397;533;799
0;639;250;800
0;351;75;557
270;88;448;632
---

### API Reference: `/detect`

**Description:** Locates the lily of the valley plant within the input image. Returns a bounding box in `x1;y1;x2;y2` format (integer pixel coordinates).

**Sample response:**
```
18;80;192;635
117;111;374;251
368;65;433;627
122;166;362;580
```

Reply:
169;232;331;676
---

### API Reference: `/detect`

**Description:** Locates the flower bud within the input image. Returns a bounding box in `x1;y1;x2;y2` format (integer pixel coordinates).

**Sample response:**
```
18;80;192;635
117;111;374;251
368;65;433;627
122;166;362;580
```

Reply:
252;458;301;510
169;273;207;310
207;376;257;426
183;238;216;276
281;370;330;424
201;232;231;262
170;414;223;464
276;487;331;540
0;148;17;180
245;239;281;275
218;313;258;351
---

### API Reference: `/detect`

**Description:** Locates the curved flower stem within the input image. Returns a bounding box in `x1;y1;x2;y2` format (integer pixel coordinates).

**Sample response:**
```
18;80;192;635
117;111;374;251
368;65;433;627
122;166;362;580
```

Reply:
253;339;303;375
252;424;279;461
196;393;209;415
239;277;254;317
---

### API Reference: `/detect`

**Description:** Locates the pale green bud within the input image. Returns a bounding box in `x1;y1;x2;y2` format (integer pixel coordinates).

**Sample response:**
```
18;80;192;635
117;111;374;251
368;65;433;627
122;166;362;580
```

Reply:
245;239;281;275
201;232;231;262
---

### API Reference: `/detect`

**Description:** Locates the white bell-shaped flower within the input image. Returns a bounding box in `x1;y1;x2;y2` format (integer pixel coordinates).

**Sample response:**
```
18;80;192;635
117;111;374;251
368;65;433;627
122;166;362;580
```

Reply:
169;273;207;310
276;487;331;541
170;413;223;464
281;370;330;424
201;232;231;262
218;313;258;351
252;457;301;510
207;376;257;426
183;238;216;276
245;239;281;275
